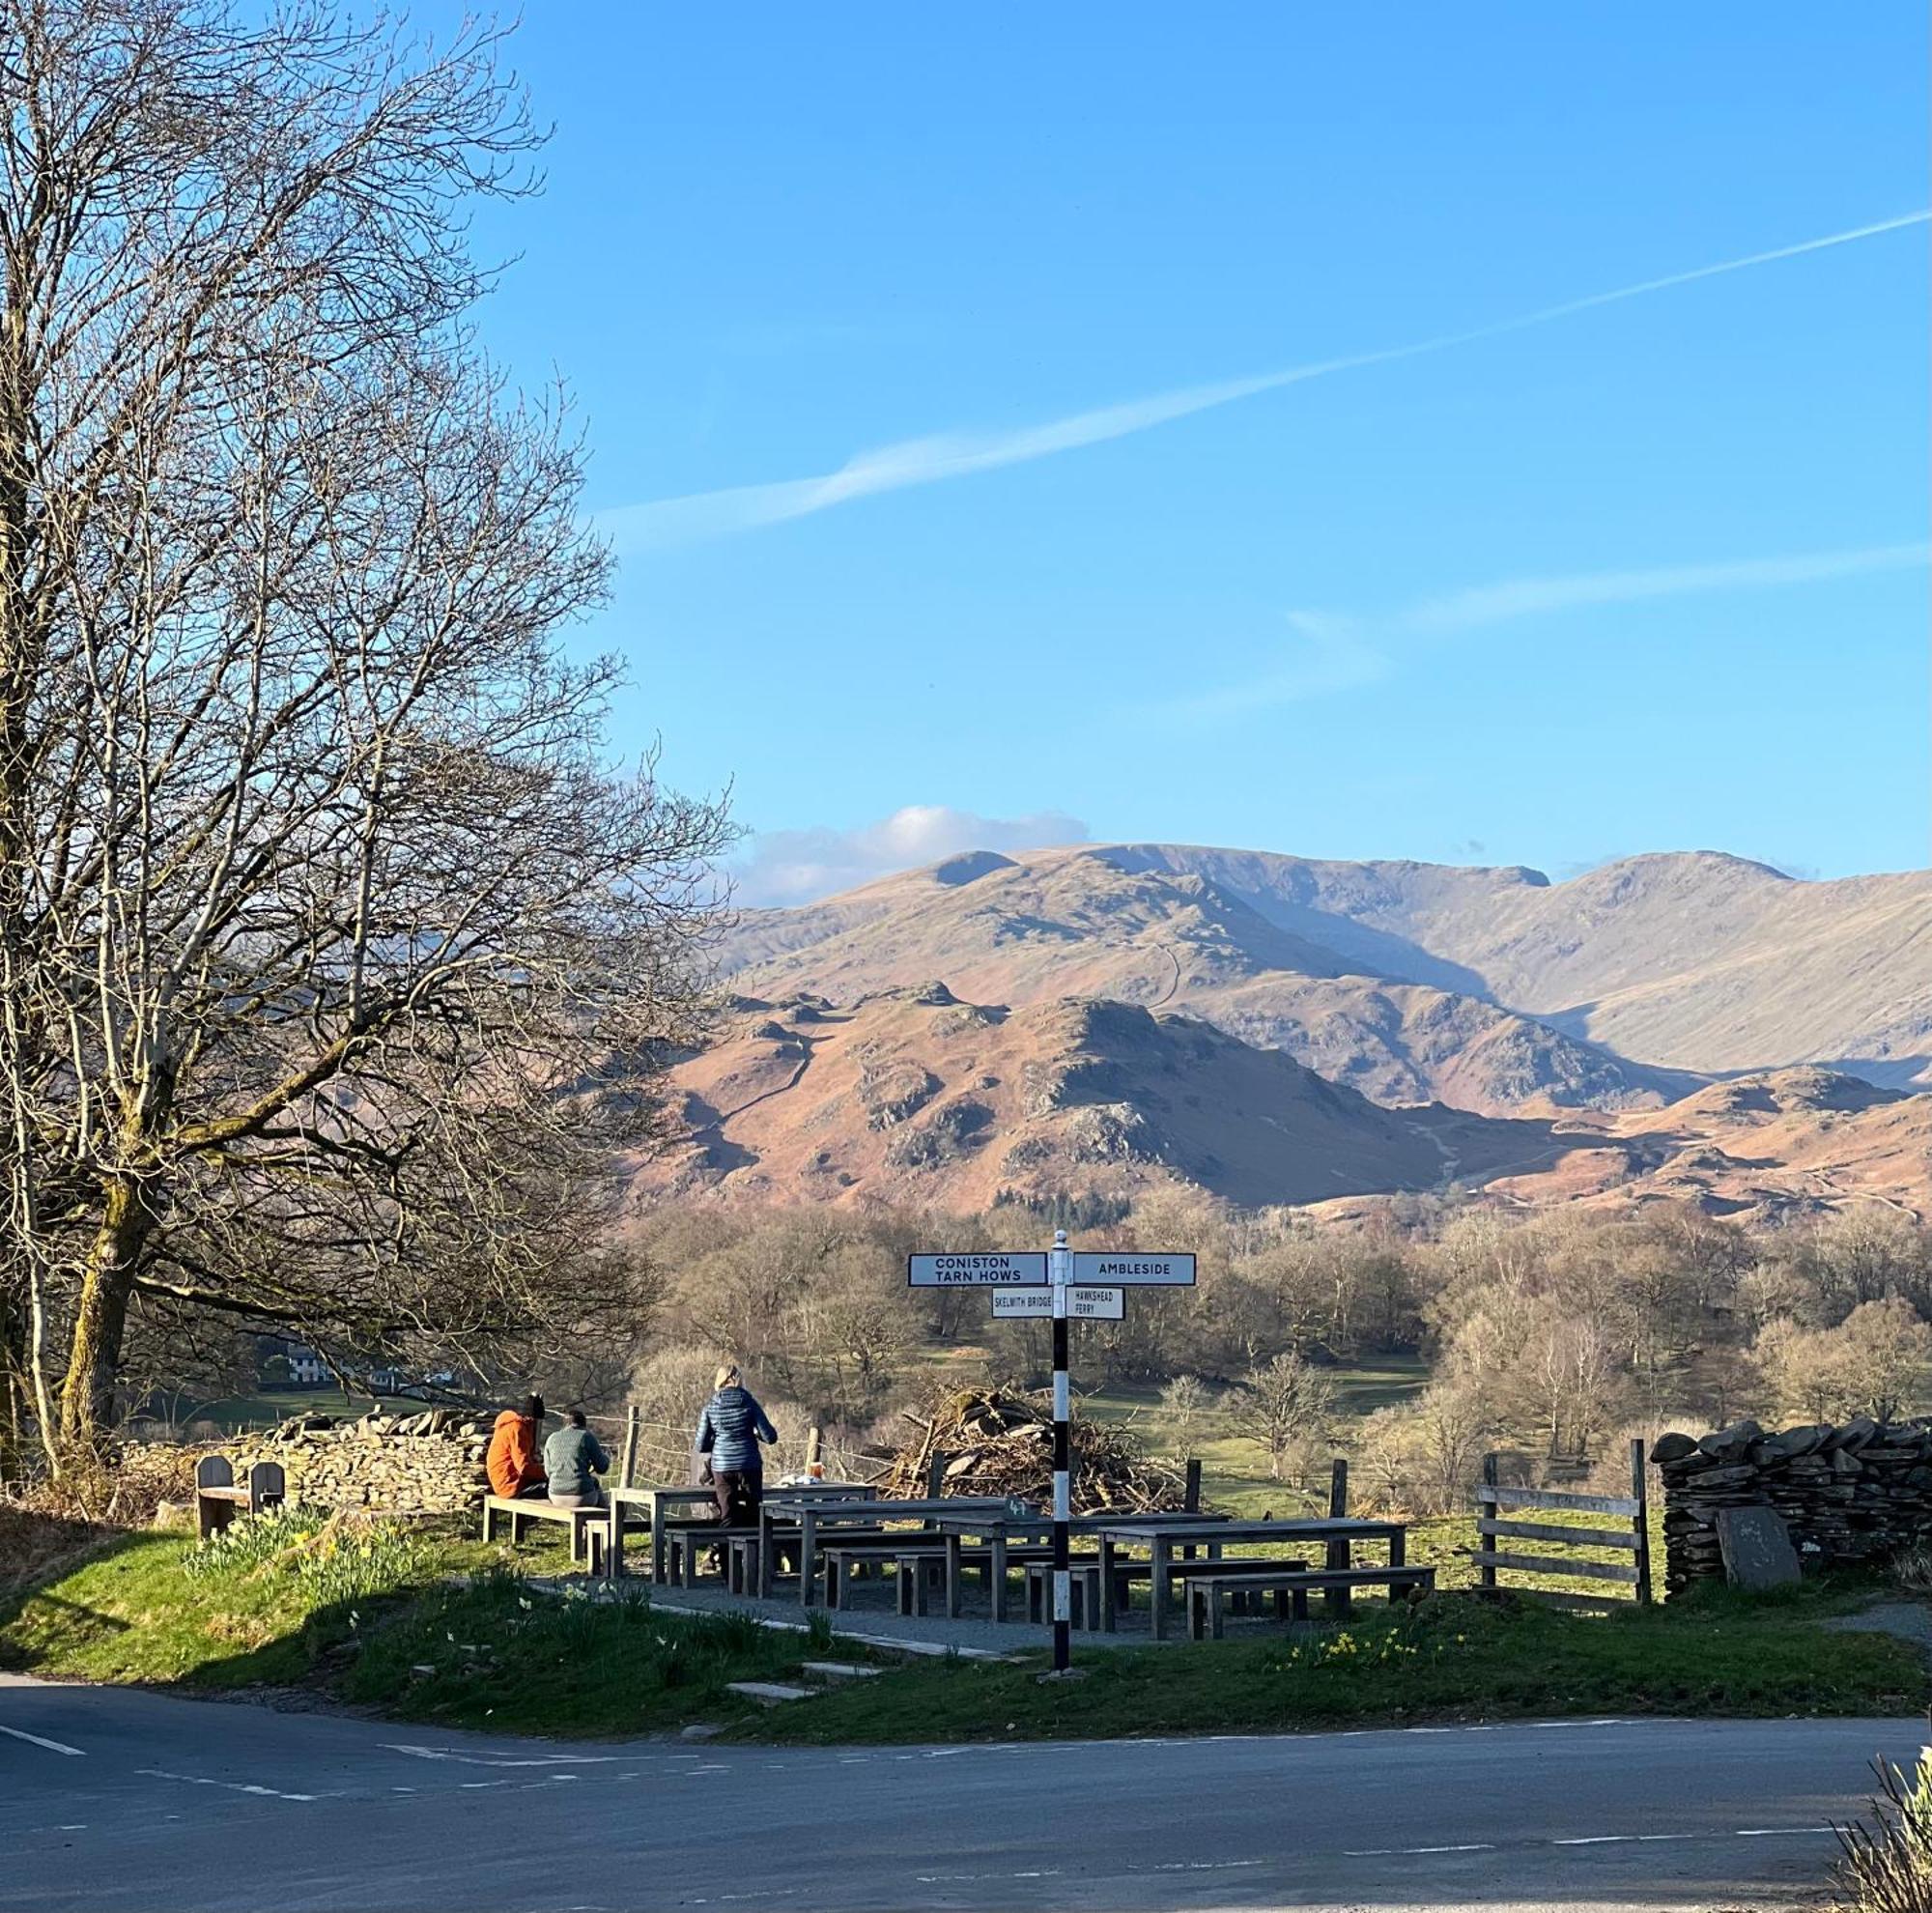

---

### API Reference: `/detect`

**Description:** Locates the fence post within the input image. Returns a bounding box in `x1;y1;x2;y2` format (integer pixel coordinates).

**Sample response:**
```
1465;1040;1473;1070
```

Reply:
1631;1436;1653;1606
925;1449;948;1499
1183;1458;1202;1511
1479;1452;1498;1597
617;1405;639;1490
806;1424;823;1478
1324;1457;1350;1618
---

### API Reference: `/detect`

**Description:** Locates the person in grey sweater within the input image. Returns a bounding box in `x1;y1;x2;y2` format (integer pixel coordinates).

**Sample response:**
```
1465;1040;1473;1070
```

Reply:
543;1410;610;1508
695;1363;778;1527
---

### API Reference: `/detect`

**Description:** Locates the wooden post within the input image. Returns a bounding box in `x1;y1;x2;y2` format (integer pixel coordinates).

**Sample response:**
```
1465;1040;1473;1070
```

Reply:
806;1423;823;1478
1480;1452;1499;1597
1324;1457;1350;1619
1631;1436;1653;1606
620;1405;640;1490
925;1449;948;1499
1180;1458;1204;1561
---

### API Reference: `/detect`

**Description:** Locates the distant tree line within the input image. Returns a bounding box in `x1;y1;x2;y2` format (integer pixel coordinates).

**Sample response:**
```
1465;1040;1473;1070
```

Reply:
624;1192;1932;1509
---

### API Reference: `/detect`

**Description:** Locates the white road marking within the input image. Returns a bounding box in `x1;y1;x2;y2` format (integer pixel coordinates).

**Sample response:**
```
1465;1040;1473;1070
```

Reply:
0;1725;84;1756
1736;1825;1835;1837
383;1744;619;1769
1346;1843;1494;1857
137;1768;324;1803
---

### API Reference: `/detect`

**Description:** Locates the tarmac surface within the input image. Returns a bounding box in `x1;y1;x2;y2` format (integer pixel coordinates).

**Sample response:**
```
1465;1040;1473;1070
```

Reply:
1;1672;1921;1911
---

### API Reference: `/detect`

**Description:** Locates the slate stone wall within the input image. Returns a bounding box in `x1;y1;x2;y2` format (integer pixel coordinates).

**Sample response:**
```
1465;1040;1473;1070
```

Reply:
1653;1416;1932;1593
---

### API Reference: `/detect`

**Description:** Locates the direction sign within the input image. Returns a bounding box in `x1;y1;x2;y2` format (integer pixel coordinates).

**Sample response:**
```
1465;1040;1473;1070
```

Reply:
990;1286;1125;1321
1070;1251;1196;1287
907;1251;1049;1288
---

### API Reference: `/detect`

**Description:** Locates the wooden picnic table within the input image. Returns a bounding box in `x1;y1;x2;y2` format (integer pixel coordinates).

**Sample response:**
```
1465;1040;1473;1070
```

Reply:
927;1510;1223;1622
761;1497;1029;1604
1093;1516;1409;1640
604;1481;871;1581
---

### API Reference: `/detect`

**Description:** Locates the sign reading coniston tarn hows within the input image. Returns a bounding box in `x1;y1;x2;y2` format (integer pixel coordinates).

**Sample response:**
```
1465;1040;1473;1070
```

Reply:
906;1250;1049;1287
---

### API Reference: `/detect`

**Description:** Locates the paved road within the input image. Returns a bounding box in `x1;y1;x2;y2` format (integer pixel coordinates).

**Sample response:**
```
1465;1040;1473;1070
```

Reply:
0;1675;1918;1911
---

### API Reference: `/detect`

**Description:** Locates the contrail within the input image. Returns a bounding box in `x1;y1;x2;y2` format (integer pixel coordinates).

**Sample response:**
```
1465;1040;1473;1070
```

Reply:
602;211;1930;551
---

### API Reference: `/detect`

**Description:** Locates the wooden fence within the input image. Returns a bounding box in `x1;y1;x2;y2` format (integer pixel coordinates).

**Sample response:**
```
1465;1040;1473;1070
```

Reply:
1471;1439;1653;1608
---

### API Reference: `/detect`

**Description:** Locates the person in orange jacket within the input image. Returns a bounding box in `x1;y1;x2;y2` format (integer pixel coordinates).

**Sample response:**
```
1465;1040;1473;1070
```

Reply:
487;1393;547;1499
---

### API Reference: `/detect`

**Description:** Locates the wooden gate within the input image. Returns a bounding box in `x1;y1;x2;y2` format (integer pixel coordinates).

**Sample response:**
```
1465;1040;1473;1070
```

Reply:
1472;1439;1652;1608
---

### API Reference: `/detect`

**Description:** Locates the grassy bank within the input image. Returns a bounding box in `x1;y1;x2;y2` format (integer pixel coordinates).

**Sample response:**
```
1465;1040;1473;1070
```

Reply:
5;1504;1923;1747
751;1583;1931;1745
0;1507;849;1737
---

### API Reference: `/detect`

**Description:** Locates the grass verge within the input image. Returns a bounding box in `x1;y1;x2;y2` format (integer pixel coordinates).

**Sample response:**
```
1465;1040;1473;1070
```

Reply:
748;1583;1931;1745
0;1505;852;1737
5;1505;1924;1748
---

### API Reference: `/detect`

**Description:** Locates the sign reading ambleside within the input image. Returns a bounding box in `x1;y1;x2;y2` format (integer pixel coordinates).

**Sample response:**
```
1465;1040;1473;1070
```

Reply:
1070;1251;1196;1287
907;1251;1049;1287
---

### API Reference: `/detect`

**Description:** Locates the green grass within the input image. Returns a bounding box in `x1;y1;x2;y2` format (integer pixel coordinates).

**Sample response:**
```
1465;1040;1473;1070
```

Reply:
0;1508;572;1689
0;1505;856;1738
341;1574;842;1736
132;1387;399;1434
9;1493;1925;1751
750;1582;1931;1745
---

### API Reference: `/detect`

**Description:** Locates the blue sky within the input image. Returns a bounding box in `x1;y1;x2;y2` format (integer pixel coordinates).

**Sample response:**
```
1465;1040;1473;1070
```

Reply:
440;5;1927;901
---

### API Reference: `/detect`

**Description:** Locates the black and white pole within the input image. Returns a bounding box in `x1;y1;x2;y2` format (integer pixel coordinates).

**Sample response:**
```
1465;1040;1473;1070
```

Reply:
1049;1226;1072;1673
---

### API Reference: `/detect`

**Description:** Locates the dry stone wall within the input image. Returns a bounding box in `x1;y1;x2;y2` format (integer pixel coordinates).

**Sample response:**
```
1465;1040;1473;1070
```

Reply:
1653;1416;1932;1592
223;1408;494;1515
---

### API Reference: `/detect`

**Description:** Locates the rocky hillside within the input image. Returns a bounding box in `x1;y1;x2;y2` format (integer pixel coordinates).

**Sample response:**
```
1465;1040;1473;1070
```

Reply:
637;985;1552;1213
720;843;1932;1105
638;988;1932;1220
719;849;1698;1117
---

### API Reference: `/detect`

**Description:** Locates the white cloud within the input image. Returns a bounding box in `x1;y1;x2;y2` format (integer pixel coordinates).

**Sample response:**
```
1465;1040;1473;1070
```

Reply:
1401;542;1932;636
731;804;1089;906
1149;540;1931;727
602;211;1928;553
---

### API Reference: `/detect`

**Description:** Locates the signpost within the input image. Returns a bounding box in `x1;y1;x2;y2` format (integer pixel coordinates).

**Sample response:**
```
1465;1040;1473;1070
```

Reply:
906;1233;1196;1672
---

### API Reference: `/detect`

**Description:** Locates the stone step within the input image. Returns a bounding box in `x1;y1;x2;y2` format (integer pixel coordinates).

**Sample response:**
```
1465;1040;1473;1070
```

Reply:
725;1680;815;1706
800;1660;881;1684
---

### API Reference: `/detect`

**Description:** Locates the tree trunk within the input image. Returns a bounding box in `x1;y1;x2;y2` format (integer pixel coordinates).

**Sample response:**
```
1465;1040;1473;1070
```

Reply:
57;1177;154;1447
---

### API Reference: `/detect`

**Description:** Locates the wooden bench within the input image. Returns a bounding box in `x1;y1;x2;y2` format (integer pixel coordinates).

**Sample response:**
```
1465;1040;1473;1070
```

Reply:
1183;1564;1436;1641
1024;1559;1107;1630
195;1457;286;1541
821;1542;955;1614
480;1495;605;1566
663;1522;765;1588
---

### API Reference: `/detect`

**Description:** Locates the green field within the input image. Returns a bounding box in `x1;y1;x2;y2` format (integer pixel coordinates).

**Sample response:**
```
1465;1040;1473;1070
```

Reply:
1079;1358;1431;1518
130;1387;406;1435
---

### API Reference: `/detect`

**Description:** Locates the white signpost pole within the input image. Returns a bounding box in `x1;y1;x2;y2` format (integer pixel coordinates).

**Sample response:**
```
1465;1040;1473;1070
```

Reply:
1049;1226;1072;1675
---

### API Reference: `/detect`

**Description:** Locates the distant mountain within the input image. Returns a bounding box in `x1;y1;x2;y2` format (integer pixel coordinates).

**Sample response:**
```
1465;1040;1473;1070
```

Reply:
636;992;1932;1222
719;849;1698;1117
719;843;1932;1107
637;985;1549;1213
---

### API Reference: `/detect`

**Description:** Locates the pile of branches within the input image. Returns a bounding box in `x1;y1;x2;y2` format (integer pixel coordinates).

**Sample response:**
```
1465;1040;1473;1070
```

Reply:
876;1386;1189;1514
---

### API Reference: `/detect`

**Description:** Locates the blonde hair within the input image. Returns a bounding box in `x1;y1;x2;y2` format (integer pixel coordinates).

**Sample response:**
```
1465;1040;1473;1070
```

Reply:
714;1362;741;1391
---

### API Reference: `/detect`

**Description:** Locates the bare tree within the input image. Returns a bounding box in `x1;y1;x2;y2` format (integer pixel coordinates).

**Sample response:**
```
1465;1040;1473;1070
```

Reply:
1234;1350;1336;1481
1158;1373;1209;1450
0;1;727;1464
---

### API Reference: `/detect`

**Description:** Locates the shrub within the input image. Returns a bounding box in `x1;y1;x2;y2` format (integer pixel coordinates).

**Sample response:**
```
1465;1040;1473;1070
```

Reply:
1833;1750;1932;1913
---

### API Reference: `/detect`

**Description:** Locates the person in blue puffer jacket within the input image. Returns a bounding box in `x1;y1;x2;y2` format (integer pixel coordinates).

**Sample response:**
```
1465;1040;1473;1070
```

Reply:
695;1362;779;1528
